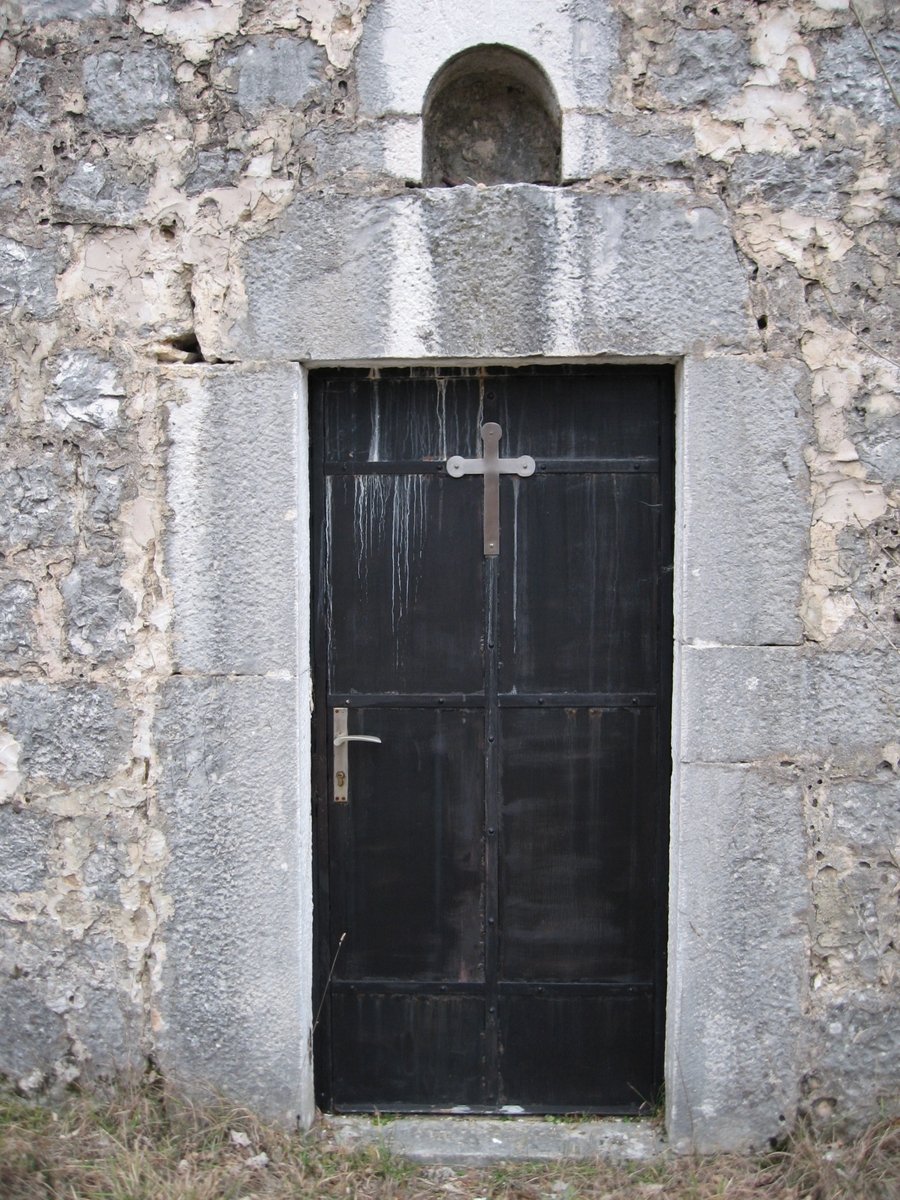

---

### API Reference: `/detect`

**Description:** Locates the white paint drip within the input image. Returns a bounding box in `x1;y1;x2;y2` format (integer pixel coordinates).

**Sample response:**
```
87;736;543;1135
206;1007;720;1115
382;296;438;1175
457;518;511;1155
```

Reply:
353;473;428;642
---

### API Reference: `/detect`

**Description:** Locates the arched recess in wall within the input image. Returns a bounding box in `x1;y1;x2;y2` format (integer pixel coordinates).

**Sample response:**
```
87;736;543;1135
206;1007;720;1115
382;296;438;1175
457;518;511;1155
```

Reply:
422;45;562;186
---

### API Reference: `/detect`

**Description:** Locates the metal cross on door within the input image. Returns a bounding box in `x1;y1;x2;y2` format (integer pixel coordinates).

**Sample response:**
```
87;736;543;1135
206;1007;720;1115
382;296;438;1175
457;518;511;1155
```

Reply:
312;366;674;1113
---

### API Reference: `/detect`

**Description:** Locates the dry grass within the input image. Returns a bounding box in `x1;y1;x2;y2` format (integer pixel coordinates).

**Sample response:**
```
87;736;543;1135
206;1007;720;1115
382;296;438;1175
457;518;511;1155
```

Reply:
0;1080;897;1200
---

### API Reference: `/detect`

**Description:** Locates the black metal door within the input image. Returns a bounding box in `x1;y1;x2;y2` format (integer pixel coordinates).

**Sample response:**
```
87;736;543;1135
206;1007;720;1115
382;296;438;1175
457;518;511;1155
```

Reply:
313;366;673;1113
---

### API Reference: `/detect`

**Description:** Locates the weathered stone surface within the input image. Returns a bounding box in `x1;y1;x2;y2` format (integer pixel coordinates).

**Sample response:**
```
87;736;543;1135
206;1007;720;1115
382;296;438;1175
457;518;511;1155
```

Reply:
0;805;52;891
815;27;900;125
45;351;126;433
60;560;134;660
681;648;900;764
0;461;75;550
56;161;149;226
681;356;811;645
164;364;300;675
0;157;24;209
828;776;900;849
231;187;750;360
0;579;38;665
7;55;51;130
83;50;175;134
0;974;69;1083
154;675;310;1126
84;464;125;529
728;149;861;217
21;0;121;18
806;993;898;1126
183;147;244;196
0;237;58;318
3;683;131;785
657;29;750;108
226;36;323;116
668;764;807;1152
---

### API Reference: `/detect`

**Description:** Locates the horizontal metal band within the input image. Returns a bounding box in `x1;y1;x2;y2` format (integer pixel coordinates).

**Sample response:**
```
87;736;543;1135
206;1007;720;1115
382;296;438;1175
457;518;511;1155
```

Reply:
324;457;659;475
331;979;654;996
327;693;658;709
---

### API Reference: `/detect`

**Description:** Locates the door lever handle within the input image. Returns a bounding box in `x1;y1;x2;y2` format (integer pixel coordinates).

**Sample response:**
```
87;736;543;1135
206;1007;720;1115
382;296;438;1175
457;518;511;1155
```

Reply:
332;708;381;804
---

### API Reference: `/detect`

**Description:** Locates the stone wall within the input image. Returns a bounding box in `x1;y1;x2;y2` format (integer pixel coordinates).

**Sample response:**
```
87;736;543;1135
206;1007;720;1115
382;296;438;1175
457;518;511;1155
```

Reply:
0;0;896;1148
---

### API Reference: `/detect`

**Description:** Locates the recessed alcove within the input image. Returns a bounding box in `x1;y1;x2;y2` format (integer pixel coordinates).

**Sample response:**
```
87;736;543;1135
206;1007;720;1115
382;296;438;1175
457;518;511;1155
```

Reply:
422;45;561;186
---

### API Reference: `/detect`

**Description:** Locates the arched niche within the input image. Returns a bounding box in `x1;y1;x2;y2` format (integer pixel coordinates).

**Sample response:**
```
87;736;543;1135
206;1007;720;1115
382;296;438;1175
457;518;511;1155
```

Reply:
422;45;562;186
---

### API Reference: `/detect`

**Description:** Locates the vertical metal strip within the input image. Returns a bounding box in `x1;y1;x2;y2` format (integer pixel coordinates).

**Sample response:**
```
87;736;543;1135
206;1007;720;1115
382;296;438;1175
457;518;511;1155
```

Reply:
482;422;501;556
483;554;501;1103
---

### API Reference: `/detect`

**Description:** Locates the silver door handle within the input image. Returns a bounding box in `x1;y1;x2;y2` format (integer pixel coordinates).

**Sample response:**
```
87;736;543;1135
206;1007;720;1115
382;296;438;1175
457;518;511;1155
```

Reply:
332;708;381;804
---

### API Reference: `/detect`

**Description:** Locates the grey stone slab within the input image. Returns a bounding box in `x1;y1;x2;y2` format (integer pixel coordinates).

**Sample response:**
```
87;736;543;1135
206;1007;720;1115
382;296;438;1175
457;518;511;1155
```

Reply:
21;0;120;18
0;460;76;550
226;37;324;117
46;351;126;433
183;148;244;196
164;364;300;675
827;777;900;850
809;993;899;1127
681;648;900;764
656;29;751;109
83;49;175;135
7;56;51;130
727;149;861;218
815;27;899;126
0;805;52;891
0;579;38;666
3;682;132;785
0;236;59;318
60;559;134;661
668;764;808;1152
154;675;309;1126
329;1115;667;1164
55;161;149;226
0;974;69;1082
681;356;811;645
0;157;24;210
229;187;750;360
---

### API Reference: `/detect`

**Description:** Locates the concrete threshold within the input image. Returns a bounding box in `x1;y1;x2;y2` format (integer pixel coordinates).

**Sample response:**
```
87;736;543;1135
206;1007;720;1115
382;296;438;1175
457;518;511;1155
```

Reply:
325;1115;668;1166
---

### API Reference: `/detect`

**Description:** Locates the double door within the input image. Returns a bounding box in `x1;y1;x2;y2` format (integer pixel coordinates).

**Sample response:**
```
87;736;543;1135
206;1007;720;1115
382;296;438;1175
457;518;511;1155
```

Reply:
313;366;673;1112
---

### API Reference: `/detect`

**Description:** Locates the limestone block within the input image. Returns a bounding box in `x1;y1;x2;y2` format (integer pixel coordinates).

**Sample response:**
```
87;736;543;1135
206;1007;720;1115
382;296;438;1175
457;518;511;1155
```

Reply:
681;647;900;764
657;29;751;109
0;579;37;666
727;149;861;218
3;682;132;785
0;236;58;318
0;975;69;1083
154;675;310;1126
164;364;301;675
230;187;750;361
828;776;900;850
83;49;175;135
815;27;900;125
60;560;134;661
226;36;324;117
46;351;126;433
807;992;899;1125
21;0;121;18
0;157;24;209
668;763;807;1152
0;805;51;891
183;147;244;196
354;0;617;116
84;464;125;529
0;460;76;550
7;56;51;130
681;356;810;646
56;161;148;226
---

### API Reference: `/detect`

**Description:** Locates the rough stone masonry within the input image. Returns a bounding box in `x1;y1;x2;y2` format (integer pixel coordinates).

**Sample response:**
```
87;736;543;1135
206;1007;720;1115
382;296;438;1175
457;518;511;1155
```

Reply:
0;0;897;1152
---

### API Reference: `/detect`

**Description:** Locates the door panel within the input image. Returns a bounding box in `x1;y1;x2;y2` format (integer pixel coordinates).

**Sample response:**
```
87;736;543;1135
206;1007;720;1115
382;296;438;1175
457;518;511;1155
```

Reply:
314;367;672;1114
499;706;659;982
